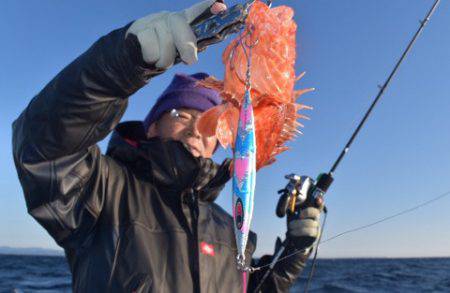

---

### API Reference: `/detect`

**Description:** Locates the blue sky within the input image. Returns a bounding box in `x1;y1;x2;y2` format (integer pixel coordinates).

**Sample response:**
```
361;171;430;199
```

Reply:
1;0;449;258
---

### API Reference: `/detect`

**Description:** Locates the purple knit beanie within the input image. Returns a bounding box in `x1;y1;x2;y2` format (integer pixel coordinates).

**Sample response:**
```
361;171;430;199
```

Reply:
143;72;222;132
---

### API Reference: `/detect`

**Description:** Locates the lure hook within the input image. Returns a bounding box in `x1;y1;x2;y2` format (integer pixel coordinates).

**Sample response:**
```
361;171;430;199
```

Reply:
228;22;259;73
236;254;259;272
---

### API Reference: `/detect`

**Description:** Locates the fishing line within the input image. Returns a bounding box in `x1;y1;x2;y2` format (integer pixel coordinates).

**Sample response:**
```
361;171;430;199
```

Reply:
253;188;450;273
320;189;450;245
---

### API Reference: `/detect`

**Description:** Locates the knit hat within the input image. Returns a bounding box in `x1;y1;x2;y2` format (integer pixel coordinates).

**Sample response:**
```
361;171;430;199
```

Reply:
143;72;222;132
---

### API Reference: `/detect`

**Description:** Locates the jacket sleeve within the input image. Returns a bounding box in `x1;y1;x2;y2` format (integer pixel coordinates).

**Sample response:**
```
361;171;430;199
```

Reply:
247;238;310;292
12;24;159;249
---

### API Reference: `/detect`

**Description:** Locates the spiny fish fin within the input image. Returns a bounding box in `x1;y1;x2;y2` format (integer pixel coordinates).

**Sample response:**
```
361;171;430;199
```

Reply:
197;105;228;137
294;88;315;99
296;71;306;81
216;106;239;149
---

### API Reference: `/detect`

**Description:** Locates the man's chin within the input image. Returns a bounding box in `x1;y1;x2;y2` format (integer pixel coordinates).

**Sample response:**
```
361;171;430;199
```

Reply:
185;144;202;157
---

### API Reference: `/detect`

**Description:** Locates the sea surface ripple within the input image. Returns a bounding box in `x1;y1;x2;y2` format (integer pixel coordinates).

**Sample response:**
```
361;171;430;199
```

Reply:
1;255;449;292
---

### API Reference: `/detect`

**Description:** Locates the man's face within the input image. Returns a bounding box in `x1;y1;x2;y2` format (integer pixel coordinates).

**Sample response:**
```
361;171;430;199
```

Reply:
147;108;218;158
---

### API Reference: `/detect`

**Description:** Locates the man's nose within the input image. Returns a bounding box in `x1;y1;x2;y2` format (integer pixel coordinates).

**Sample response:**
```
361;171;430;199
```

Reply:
185;118;202;138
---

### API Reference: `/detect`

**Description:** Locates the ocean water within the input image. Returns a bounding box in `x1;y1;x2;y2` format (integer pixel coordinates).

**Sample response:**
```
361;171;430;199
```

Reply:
292;258;450;293
0;255;70;292
0;255;449;292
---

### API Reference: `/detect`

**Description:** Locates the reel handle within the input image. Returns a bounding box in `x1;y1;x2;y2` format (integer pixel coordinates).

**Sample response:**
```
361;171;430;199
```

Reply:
276;192;291;218
276;175;314;218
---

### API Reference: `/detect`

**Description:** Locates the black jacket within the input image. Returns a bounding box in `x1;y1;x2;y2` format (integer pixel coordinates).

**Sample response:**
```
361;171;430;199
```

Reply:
12;24;308;292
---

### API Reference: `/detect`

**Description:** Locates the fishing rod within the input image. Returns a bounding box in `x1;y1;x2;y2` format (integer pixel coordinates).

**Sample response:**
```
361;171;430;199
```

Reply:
253;0;442;291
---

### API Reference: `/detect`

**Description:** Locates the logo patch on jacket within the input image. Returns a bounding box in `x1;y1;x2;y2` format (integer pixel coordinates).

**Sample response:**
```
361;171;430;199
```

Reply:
200;242;215;256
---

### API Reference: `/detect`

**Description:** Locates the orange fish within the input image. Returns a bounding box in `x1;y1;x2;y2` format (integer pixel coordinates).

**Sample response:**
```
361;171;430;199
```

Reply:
197;0;313;170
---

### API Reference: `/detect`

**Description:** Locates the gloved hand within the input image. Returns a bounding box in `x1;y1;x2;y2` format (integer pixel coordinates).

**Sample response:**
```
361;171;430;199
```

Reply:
286;206;322;252
126;0;227;69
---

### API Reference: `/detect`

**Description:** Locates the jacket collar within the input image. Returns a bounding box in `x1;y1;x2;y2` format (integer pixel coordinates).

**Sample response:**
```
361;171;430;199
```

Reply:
106;121;230;202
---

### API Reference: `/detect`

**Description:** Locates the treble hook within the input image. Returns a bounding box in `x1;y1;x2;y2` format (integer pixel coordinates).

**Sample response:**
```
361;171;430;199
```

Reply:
229;25;258;74
242;24;259;49
237;26;258;91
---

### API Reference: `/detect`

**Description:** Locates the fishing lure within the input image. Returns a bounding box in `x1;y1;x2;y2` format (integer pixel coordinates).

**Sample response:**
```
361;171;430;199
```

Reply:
232;88;256;271
231;21;257;291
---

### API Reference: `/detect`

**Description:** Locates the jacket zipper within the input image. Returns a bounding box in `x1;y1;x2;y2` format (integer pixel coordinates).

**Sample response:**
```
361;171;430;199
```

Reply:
186;188;201;293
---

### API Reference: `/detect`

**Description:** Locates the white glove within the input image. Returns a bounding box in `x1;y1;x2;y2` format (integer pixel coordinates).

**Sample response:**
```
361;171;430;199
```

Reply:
126;0;226;69
287;207;321;251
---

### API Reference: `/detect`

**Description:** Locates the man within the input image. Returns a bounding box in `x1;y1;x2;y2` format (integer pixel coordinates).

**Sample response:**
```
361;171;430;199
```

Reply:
12;1;322;292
